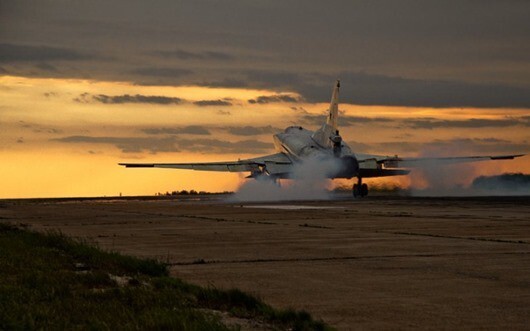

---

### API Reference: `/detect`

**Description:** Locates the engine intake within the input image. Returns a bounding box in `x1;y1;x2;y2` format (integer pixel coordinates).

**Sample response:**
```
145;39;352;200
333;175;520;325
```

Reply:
332;156;359;179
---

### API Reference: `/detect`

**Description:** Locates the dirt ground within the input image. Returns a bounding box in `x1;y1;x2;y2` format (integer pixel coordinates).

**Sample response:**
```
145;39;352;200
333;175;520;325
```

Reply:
1;195;529;330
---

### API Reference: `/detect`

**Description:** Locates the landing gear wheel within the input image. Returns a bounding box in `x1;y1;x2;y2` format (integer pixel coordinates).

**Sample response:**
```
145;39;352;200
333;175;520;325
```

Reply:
353;178;368;198
361;183;368;197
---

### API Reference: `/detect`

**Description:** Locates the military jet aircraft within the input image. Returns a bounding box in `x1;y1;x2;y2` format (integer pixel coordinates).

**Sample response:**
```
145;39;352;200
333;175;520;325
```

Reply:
120;81;524;197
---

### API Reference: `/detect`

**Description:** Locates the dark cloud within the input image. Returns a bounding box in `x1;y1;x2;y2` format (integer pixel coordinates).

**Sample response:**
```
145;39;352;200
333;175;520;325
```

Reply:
217;109;231;115
350;138;529;156
17;121;62;134
74;93;183;105
302;114;394;127
244;70;530;108
72;93;90;103
34;62;57;72
130;67;193;78
248;94;300;104
52;136;178;153
302;114;530;129
177;138;273;154
475;138;510;143
245;70;304;88
52;136;179;153
404;118;528;129
341;116;394;125
0;43;92;63
193;99;232;106
2;1;530;109
199;79;249;88
290;106;310;114
225;125;280;136
52;135;273;154
142;126;211;135
35;128;61;134
153;49;234;61
93;94;183;105
393;133;414;140
43;92;58;98
425;138;530;155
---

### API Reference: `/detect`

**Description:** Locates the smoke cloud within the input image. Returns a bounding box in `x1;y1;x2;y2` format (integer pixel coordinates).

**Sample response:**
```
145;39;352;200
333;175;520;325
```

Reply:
406;156;529;197
408;162;478;196
409;169;530;196
230;157;341;202
470;173;530;196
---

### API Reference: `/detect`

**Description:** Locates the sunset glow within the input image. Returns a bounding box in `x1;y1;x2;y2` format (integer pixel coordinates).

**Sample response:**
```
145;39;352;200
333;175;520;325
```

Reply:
1;75;528;198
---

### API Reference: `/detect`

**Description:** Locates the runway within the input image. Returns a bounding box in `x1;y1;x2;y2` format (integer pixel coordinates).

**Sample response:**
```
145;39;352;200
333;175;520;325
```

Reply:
1;195;529;329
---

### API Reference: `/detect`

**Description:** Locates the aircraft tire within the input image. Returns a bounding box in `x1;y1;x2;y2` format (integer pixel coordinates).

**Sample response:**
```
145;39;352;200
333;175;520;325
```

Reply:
361;183;368;197
353;184;358;198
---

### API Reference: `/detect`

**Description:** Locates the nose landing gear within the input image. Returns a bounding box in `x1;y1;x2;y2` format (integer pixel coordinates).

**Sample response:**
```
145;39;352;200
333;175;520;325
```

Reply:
353;177;368;198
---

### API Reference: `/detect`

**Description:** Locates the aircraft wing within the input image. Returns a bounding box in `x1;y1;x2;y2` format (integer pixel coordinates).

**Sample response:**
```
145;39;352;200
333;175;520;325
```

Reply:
119;152;293;174
357;153;525;168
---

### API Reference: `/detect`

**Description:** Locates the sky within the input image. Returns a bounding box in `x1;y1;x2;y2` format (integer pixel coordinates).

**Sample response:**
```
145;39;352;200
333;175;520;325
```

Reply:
1;0;529;198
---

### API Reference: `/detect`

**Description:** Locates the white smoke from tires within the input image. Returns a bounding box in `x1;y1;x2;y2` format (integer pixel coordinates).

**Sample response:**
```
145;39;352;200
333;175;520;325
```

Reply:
230;157;341;202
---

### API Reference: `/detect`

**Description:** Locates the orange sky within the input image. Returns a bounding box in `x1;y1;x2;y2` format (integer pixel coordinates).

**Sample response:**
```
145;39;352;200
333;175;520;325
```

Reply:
0;75;529;198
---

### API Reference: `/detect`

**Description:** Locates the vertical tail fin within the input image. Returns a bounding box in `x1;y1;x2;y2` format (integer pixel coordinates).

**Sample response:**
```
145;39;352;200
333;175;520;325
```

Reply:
327;80;340;130
311;80;340;147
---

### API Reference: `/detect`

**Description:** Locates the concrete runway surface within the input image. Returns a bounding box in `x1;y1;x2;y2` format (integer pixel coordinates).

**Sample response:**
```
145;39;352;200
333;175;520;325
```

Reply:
1;195;529;330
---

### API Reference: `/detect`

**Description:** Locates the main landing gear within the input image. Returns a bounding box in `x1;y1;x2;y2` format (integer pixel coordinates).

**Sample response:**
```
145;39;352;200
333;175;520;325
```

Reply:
252;171;281;187
353;177;368;198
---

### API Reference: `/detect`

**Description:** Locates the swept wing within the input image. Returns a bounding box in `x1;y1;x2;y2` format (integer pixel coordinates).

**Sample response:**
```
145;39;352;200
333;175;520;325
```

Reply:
119;152;293;176
358;154;524;168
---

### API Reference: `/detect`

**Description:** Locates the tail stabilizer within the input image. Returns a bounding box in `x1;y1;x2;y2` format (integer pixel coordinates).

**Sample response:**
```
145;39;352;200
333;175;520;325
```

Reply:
312;80;340;147
327;80;340;129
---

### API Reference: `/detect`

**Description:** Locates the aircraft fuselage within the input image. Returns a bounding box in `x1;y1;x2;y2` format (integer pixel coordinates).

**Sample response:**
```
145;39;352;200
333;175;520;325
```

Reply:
273;126;358;179
273;126;353;161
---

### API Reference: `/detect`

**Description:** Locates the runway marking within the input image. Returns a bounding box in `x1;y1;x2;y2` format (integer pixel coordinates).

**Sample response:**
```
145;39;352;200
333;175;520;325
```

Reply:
242;205;345;210
298;223;333;229
378;231;529;245
77;207;289;226
178;214;286;226
178;214;333;229
167;251;530;266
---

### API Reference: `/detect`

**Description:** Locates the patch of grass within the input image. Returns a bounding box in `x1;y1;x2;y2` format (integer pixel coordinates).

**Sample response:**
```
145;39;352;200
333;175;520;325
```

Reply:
0;223;332;330
194;287;328;331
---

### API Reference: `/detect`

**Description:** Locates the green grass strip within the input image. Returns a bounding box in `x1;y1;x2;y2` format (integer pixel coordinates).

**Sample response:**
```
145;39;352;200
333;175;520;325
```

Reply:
0;223;331;330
